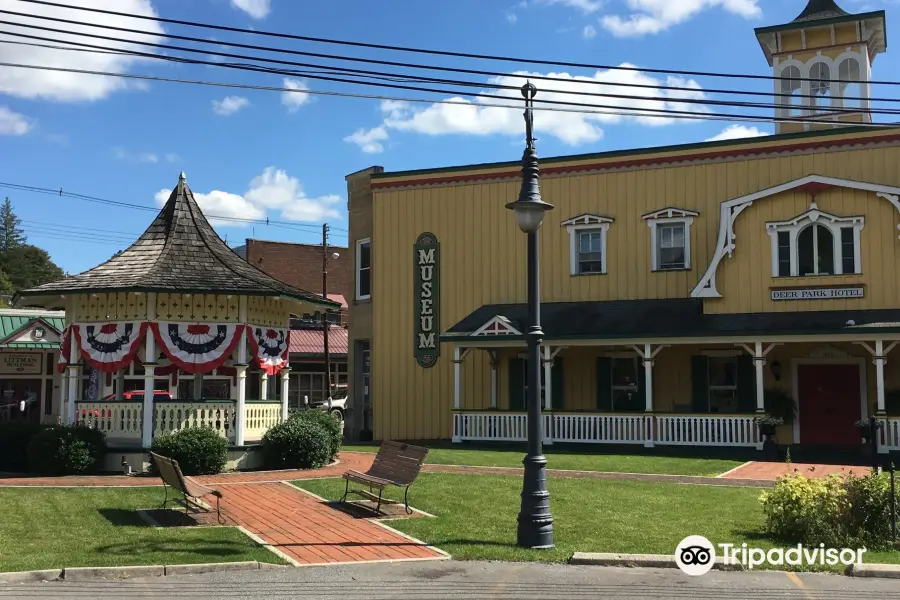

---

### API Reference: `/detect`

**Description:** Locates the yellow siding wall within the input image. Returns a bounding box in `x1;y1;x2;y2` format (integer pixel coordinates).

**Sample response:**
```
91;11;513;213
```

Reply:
369;141;900;440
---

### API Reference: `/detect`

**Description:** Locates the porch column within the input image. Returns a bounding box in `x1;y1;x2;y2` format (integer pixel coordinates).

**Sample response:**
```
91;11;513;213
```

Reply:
452;346;462;443
261;372;269;401
642;344;655;448
235;297;248;446
875;340;886;415
280;367;291;422
488;350;498;409
542;345;552;411
753;342;765;413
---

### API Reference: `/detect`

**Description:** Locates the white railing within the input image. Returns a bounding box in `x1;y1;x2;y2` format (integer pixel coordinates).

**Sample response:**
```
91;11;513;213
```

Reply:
154;401;237;443
244;402;283;442
75;401;143;443
655;415;761;447
452;412;761;447
883;418;900;451
551;413;649;444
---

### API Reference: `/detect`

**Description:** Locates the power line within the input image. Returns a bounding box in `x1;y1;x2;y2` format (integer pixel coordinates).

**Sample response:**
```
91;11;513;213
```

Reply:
12;0;897;87
1;60;898;132
21;218;143;237
1;4;888;103
0;182;349;234
3;26;894;119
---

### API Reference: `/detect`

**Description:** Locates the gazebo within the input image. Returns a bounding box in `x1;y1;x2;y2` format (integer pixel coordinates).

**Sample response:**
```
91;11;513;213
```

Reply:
14;173;338;450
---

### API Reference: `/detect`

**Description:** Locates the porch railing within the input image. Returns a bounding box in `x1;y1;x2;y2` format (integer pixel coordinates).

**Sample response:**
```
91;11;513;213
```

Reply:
452;411;761;448
75;401;143;443
244;401;282;442
884;418;900;451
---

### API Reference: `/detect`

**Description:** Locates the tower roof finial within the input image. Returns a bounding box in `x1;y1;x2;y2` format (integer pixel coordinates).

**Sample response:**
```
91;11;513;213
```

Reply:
179;171;186;183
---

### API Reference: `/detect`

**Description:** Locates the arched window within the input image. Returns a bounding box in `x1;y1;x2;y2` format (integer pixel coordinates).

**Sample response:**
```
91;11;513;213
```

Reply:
797;224;834;276
779;65;803;115
809;62;832;112
838;57;862;110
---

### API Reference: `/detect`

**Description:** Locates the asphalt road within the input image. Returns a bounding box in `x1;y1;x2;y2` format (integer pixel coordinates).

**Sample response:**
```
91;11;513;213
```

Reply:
3;561;900;599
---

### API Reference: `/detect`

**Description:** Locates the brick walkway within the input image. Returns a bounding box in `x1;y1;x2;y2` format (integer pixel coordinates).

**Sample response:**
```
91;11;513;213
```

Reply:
720;461;872;480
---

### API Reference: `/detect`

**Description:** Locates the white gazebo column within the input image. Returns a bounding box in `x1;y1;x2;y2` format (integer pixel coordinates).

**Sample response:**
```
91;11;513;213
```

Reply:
66;364;80;424
142;292;157;448
488;350;498;409
280;367;291;422
235;297;248;446
260;372;269;401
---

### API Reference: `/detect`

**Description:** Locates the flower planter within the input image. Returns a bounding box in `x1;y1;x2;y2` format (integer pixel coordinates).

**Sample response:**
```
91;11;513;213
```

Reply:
759;424;777;437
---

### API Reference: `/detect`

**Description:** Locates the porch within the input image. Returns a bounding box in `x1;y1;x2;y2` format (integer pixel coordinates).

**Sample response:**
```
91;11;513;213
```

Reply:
448;335;900;453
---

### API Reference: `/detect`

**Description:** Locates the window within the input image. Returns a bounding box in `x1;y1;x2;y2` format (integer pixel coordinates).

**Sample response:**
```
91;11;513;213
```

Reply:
611;357;641;412
562;214;613;275
767;205;863;277
708;356;738;413
779;65;803;116
643;208;697;271
355;238;371;300
838;57;863;110
809;62;832;111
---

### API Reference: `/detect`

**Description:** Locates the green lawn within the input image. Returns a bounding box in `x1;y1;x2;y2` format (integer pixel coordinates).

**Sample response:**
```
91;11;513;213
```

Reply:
340;444;744;477
297;473;900;571
0;488;283;573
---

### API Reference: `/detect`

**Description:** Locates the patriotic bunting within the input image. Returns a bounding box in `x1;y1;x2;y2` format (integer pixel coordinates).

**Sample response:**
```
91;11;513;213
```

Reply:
247;325;289;375
152;322;245;374
73;322;149;373
57;325;71;373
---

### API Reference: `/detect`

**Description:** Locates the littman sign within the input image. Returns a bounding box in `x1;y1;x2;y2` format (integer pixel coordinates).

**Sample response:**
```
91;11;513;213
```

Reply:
0;353;42;374
771;287;865;301
414;232;440;368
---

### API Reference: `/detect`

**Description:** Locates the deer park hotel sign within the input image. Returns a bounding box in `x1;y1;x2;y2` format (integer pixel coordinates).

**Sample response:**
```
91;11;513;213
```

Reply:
414;232;440;368
771;286;865;301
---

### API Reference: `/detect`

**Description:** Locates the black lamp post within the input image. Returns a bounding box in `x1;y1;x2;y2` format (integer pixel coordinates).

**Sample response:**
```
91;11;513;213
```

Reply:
506;82;555;549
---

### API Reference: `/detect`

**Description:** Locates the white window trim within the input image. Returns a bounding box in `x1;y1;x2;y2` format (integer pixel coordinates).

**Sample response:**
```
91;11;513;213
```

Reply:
355;238;371;301
643;208;698;272
765;203;864;277
561;214;614;276
472;316;521;337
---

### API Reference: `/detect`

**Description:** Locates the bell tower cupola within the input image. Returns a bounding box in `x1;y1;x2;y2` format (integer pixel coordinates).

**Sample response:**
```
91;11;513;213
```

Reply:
754;0;887;134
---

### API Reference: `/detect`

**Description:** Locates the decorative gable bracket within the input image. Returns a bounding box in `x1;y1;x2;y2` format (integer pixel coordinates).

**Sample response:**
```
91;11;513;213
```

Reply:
641;207;699;221
560;213;615;227
472;316;522;337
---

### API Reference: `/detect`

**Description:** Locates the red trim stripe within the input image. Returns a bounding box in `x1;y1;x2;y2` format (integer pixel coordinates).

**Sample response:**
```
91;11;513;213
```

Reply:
372;132;900;189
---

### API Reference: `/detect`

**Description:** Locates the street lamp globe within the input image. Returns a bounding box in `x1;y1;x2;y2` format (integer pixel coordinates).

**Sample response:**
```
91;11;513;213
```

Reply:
509;201;550;233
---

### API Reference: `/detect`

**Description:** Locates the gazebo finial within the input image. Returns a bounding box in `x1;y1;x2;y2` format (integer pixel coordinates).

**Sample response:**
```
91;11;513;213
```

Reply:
179;171;186;183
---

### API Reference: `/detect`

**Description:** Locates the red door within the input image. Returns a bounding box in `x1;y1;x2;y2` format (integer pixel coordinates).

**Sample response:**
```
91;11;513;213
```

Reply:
798;364;861;445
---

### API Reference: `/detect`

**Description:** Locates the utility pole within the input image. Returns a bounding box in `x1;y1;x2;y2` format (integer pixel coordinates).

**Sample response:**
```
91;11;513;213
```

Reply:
322;223;332;400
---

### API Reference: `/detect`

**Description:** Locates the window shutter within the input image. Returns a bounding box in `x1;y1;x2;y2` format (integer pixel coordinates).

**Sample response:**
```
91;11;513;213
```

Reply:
691;355;709;414
636;358;647;411
508;357;525;411
737;354;756;414
596;357;612;411
552;358;564;411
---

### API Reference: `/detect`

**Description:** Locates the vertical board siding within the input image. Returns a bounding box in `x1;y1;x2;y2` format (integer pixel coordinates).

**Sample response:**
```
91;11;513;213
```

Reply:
370;144;900;440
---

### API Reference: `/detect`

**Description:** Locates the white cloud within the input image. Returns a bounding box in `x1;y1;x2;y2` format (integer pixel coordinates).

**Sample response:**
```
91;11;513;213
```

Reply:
506;11;518;23
114;147;180;164
539;0;605;12
601;0;761;37
344;126;389;154
230;0;271;19
281;78;311;112
351;68;707;149
156;167;342;227
0;0;164;102
139;152;159;164
164;153;181;163
0;106;31;135
705;124;770;142
212;95;250;116
583;24;597;38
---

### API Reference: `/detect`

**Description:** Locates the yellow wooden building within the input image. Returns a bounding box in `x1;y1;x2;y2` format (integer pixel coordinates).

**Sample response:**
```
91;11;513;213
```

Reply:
346;0;900;453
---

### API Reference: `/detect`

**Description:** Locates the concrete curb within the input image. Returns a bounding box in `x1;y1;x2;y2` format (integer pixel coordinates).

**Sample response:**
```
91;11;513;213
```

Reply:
847;563;900;579
569;552;743;571
0;561;285;584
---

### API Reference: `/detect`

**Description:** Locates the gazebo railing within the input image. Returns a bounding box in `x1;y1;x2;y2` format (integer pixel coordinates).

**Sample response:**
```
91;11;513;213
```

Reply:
153;400;237;443
243;400;282;442
75;401;143;443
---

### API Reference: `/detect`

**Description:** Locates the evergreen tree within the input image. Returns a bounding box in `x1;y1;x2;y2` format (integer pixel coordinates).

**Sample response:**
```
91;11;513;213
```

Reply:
0;197;26;252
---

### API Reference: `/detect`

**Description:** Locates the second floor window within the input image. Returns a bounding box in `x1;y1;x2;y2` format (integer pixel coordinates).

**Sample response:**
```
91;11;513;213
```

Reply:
356;238;371;300
643;208;697;272
657;223;686;270
767;205;863;277
562;214;613;276
578;230;604;274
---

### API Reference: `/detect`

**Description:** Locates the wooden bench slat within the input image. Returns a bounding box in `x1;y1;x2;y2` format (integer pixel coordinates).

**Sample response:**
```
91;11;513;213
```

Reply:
340;441;429;515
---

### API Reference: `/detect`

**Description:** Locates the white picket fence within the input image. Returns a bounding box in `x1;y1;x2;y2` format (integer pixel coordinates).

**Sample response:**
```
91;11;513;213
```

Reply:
453;411;761;448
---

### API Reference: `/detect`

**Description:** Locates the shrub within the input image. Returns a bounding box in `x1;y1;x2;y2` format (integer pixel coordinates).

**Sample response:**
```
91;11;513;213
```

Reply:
261;416;332;470
760;471;897;551
0;422;48;473
151;427;228;476
288;408;342;460
27;424;107;476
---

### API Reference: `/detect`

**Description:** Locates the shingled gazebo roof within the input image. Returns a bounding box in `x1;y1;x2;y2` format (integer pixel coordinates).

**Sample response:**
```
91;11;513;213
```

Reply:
15;173;339;310
793;0;849;23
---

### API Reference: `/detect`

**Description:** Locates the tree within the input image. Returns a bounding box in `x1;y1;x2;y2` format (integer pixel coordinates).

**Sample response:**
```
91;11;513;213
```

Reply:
0;245;64;290
0;197;26;252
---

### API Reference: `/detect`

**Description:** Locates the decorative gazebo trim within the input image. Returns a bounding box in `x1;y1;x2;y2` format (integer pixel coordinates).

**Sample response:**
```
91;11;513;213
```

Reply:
151;322;246;375
72;322;149;373
247;325;290;376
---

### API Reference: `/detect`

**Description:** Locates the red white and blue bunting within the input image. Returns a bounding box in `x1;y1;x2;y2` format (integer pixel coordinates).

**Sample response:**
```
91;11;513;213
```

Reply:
151;322;245;374
247;325;289;375
72;322;149;373
57;325;71;373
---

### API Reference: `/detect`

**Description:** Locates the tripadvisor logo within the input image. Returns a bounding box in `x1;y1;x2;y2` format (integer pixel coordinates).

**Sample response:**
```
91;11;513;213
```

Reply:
675;536;867;575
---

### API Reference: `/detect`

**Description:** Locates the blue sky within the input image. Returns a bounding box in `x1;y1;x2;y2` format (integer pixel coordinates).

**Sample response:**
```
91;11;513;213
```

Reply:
0;0;897;275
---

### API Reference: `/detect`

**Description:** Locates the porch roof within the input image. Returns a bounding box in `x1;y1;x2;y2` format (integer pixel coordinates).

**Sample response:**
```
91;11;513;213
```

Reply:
443;299;900;342
13;173;339;311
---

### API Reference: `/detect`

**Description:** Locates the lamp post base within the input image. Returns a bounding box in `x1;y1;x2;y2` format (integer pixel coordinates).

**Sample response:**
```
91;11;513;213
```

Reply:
516;452;555;549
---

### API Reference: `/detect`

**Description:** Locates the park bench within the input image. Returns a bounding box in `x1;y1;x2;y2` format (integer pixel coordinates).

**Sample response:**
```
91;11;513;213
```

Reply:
151;452;225;524
341;441;429;515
